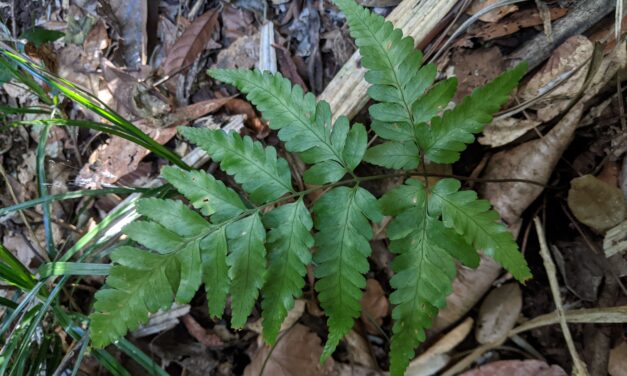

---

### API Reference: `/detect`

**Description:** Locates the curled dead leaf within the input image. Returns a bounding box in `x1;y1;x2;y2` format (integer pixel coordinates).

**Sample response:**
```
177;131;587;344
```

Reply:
479;118;541;147
163;9;220;77
459;360;567;376
475;283;522;344
466;0;518;23
360;278;389;334
244;324;335;376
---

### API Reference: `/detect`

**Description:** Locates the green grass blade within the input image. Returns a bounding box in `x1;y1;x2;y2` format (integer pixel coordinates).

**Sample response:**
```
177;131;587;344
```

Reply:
36;122;56;259
38;262;112;277
0;186;156;216
116;338;170;376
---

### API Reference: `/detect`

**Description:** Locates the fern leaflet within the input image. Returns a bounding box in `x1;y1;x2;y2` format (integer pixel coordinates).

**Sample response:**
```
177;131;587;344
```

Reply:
179;127;293;203
430;178;532;281
261;199;314;344
313;186;382;360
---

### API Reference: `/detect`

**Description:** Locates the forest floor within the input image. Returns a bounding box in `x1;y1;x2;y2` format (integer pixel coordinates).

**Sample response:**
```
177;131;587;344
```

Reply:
0;0;626;375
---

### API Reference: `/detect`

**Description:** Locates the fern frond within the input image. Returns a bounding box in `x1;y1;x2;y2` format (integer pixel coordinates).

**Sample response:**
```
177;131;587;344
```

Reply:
161;166;246;223
261;199;314;344
335;0;433;128
380;179;480;375
417;63;527;163
364;141;420;169
226;213;266;328
313;186;382;360
179;127;293;203
207;69;338;164
90;198;213;347
430;178;532;281
90;246;179;347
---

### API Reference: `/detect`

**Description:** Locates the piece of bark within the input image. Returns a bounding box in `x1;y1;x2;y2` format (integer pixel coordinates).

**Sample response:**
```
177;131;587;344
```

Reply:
318;0;458;120
507;0;614;71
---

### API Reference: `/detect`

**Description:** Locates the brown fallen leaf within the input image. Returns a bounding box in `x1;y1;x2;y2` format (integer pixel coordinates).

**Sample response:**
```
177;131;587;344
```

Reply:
181;314;224;348
360;278;389;334
109;0;148;67
450;46;505;102
567;174;626;233
468;7;568;41
163;9;220;77
344;330;378;368
479;117;541;147
475;283;522;344
466;0;518;23
214;32;260;70
459;360;568;376
608;341;627;376
224;98;268;135
407;318;473;376
519;35;594;123
243;324;335;376
76;98;230;188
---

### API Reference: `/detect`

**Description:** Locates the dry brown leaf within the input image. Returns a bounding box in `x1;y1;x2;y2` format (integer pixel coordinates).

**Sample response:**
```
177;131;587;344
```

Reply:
466;0;518;23
459;360;568;376
468;7;568;40
360;278;389;334
519;35;594;122
163;9;219;77
76;98;229;188
475;283;522;344
479;118;541;147
450;47;505;102
181;314;224;348
214;32;260;70
344;330;378;368
109;0;148;67
567;175;626;233
82;19;109;71
608;341;627;376
482;41;627;226
244;324;334;376
407;318;473;376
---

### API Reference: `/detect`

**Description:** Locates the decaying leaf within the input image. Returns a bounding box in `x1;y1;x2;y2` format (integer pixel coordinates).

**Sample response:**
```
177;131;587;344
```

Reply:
519;35;594;122
459;360;568;376
214;32;260;70
479;117;541;147
109;0;148;67
450;46;505;102
163;9;220;77
608;341;627;376
567;174;626;233
407;318;473;376
466;0;518;23
552;241;604;302
344;330;378;368
468;7;569;41
244;324;335;376
76;98;229;188
360;278;389;334
475;283;522;344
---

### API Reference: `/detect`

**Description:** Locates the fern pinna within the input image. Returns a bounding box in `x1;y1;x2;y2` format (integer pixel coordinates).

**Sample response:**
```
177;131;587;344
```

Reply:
89;0;531;373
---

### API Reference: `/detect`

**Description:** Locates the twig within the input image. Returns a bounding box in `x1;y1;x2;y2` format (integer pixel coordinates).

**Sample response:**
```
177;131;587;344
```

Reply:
533;216;589;376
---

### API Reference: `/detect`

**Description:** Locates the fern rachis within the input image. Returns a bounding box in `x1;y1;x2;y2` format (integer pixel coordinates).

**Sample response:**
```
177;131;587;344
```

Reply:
89;1;531;374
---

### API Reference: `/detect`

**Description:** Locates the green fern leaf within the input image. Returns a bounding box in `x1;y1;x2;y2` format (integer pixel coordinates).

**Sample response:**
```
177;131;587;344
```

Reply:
207;69;339;164
380;179;480;375
161;166;246;223
364;141;420;169
430;178;532;281
226;213;266;328
135;198;210;237
261;199;314;344
90;246;179;348
207;68;367;181
418;63;527;163
313;186;382;360
179;127;293;203
200;227;230;318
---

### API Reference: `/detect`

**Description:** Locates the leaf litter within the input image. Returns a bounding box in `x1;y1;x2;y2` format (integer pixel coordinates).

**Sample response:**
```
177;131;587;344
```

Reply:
1;0;627;375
